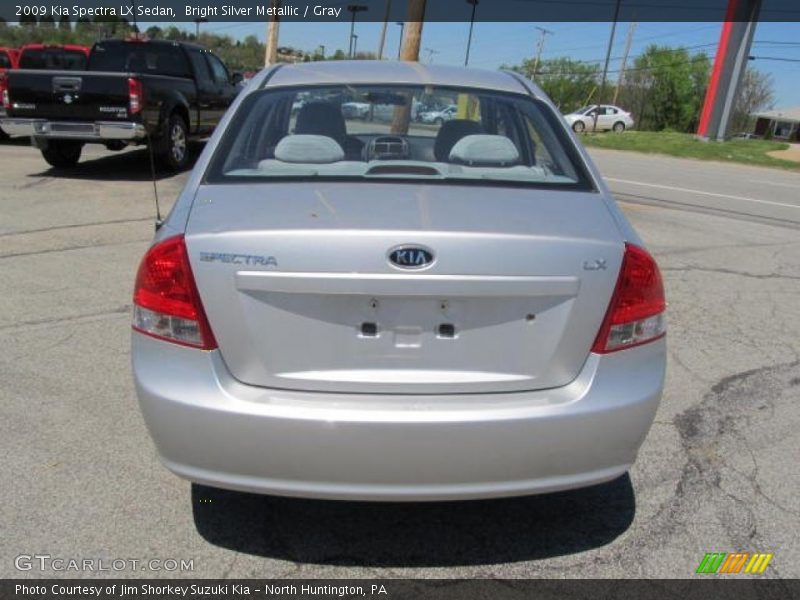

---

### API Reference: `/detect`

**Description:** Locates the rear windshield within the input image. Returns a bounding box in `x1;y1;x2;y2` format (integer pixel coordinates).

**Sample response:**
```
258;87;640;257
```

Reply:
19;49;87;70
87;42;190;78
206;84;591;190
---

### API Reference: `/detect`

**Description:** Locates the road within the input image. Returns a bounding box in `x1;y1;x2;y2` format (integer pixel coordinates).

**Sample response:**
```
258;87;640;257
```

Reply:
1;141;798;579
592;148;800;228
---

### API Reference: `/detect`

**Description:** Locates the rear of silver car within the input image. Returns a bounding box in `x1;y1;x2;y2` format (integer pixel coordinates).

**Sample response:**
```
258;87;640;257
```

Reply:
131;62;665;501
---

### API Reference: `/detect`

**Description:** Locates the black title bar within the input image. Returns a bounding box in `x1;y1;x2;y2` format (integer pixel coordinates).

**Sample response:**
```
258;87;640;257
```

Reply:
4;0;800;23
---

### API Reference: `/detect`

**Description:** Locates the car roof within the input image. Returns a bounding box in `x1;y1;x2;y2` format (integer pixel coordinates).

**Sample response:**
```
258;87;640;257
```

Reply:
93;39;207;51
259;60;535;96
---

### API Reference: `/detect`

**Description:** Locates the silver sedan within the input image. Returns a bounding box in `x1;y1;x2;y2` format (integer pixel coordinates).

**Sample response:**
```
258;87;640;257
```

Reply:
132;61;665;501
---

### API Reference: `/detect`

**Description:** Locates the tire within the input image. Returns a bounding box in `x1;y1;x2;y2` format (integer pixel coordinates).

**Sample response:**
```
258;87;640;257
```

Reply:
612;121;626;133
156;113;189;171
41;140;83;168
572;120;586;133
0;127;9;141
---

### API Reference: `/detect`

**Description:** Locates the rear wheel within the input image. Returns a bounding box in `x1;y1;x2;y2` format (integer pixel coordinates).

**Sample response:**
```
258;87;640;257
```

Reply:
572;120;585;133
41;140;83;168
156;113;189;171
612;121;626;133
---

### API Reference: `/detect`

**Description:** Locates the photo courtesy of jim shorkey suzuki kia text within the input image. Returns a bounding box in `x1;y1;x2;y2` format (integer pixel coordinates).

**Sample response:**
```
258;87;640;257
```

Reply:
0;0;798;591
15;4;343;19
14;584;387;596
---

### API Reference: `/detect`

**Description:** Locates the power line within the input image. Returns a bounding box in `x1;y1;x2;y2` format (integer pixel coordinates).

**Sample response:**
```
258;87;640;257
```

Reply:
749;56;800;63
535;53;712;77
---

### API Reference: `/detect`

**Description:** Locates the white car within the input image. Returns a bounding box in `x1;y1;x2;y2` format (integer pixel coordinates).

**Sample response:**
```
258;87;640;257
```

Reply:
341;102;370;119
564;105;634;133
419;104;457;125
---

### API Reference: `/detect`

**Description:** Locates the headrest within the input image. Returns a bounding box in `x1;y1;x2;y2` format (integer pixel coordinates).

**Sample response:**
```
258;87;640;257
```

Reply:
433;119;484;162
295;102;347;145
449;135;520;166
274;135;344;164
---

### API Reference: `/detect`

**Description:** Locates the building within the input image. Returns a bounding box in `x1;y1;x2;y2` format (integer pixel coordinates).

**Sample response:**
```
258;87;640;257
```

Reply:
752;107;800;141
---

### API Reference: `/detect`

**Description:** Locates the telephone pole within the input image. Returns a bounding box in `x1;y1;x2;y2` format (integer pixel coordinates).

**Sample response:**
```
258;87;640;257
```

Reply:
395;22;405;58
264;0;280;66
464;0;478;67
193;17;207;38
613;21;636;105
377;0;392;59
531;26;553;79
595;0;622;131
423;47;439;63
347;4;368;58
391;0;427;134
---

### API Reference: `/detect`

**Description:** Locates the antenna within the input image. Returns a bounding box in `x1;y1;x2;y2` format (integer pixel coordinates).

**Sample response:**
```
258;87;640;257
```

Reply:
129;0;139;34
145;132;163;230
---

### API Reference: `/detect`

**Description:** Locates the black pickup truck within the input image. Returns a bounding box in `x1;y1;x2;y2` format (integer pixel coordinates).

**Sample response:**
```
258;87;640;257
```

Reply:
0;39;240;170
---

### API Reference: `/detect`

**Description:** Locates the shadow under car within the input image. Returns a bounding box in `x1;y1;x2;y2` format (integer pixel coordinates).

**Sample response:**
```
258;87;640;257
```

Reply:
192;474;635;567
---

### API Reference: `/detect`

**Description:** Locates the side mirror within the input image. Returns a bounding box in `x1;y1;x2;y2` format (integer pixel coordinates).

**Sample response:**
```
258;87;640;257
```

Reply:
231;72;243;86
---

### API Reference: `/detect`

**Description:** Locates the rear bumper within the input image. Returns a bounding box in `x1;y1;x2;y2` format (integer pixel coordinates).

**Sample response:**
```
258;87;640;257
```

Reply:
132;333;665;501
0;118;145;141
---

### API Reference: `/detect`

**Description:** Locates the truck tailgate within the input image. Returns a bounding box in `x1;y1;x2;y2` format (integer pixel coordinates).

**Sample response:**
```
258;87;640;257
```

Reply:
6;69;130;121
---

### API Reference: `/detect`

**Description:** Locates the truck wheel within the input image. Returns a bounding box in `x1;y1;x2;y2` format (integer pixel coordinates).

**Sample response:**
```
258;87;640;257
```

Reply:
156;114;189;171
41;140;83;168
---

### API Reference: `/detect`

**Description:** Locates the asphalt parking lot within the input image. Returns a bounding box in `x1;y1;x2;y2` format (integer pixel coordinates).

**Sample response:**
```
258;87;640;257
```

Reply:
1;139;799;578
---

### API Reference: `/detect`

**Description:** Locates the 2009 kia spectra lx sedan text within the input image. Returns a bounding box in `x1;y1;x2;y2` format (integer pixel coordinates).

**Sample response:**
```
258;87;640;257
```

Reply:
132;61;666;501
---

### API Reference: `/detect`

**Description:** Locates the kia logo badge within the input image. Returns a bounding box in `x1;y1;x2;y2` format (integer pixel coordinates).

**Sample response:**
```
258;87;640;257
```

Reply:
388;245;435;270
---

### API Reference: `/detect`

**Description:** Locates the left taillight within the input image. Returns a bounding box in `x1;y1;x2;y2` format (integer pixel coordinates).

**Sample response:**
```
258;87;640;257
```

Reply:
0;74;10;110
128;77;144;115
132;235;217;350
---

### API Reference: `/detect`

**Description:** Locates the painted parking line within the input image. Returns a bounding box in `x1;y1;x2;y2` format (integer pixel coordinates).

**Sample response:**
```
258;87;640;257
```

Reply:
750;179;798;189
605;177;800;210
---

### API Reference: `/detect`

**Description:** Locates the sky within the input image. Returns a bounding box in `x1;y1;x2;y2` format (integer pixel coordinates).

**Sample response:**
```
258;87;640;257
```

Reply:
167;20;799;107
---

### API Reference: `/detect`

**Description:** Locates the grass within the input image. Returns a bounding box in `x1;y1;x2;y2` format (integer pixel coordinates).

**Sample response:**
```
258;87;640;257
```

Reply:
579;131;800;171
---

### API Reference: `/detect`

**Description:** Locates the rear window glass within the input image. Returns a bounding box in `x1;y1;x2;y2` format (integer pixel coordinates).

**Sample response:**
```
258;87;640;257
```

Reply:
206;84;590;190
88;43;190;78
19;49;87;70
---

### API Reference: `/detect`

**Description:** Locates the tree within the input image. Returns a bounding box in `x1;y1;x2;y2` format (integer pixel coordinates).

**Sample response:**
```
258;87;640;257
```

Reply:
146;26;163;39
504;57;599;112
618;45;711;131
731;68;774;135
39;15;56;29
75;18;92;34
58;15;71;31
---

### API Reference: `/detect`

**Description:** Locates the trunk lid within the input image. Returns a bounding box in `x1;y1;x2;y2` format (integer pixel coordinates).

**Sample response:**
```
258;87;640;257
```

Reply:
6;69;131;121
186;182;623;394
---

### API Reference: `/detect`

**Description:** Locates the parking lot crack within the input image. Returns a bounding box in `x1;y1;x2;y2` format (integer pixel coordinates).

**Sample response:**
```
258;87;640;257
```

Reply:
662;265;800;282
0;305;130;332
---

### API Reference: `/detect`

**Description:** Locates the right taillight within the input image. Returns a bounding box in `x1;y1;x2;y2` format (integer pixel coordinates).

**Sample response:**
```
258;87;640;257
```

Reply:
132;235;217;350
128;77;144;115
592;242;666;353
